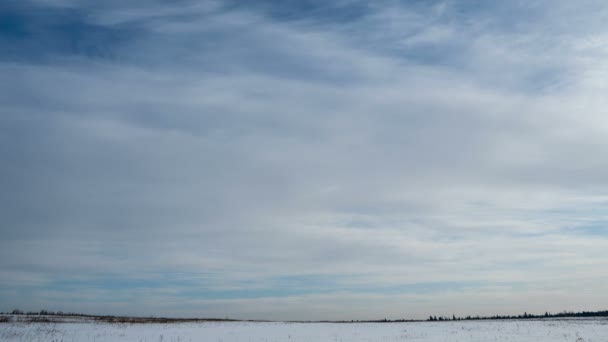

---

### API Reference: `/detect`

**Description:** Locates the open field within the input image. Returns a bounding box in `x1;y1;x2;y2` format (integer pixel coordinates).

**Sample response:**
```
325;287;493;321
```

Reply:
1;315;607;342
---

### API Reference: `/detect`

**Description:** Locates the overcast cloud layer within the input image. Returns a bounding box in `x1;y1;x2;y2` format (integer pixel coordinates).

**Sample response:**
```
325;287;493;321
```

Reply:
1;0;608;320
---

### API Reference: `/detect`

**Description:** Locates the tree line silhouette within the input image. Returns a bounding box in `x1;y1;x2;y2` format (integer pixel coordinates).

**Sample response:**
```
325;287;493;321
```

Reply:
2;309;608;323
427;310;608;321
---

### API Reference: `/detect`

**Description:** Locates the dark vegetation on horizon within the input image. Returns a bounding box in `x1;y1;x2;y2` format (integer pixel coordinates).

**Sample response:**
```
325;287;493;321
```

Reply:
425;310;608;322
2;309;608;324
0;310;246;324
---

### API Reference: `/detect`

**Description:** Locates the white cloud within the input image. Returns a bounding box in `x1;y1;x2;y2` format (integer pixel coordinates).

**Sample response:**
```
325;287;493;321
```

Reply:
2;0;608;319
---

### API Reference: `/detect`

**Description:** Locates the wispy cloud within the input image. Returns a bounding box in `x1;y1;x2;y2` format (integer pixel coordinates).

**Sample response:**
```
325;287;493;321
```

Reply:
1;0;608;320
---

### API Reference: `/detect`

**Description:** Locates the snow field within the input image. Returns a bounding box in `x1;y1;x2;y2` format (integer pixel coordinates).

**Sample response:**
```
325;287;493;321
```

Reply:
1;318;607;342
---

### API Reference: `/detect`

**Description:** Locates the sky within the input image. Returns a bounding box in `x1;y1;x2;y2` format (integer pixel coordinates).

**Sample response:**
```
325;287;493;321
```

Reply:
1;0;608;321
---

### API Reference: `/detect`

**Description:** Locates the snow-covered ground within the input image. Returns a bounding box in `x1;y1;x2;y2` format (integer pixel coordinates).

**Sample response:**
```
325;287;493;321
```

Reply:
1;316;607;341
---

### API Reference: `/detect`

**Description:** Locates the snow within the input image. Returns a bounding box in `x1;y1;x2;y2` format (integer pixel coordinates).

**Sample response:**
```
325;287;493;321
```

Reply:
1;317;607;341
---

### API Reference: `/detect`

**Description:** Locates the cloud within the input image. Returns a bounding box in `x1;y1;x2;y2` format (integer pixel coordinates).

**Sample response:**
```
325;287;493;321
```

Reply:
1;0;608;319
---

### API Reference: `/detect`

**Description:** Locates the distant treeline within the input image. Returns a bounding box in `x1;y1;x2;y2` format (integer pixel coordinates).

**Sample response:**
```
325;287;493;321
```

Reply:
427;310;608;321
2;309;608;323
0;309;241;324
4;310;83;316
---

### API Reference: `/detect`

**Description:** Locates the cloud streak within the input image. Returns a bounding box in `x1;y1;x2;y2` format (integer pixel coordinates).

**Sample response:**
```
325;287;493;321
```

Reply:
1;0;608;320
